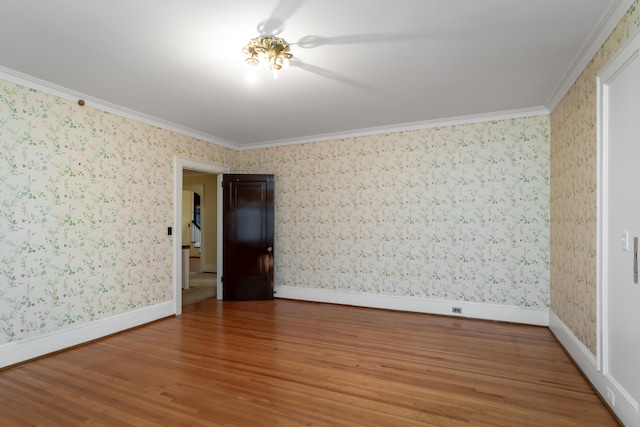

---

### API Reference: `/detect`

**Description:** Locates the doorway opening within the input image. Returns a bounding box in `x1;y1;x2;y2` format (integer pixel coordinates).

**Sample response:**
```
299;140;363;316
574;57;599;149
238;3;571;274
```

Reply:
174;157;228;315
182;183;213;306
182;184;204;269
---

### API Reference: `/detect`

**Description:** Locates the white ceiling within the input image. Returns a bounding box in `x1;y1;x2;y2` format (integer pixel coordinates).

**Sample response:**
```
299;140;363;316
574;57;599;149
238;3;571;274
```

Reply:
0;1;633;148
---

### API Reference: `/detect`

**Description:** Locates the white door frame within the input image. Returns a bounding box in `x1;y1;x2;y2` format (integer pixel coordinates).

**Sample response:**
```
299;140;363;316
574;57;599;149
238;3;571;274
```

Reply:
173;157;228;315
596;33;640;425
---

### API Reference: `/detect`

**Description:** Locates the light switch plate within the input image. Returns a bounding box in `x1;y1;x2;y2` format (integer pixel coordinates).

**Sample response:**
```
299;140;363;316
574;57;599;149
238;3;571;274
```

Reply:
621;231;629;251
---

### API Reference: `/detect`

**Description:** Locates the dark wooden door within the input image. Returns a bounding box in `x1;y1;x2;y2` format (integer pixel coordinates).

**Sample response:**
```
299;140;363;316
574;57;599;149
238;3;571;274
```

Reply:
222;174;274;300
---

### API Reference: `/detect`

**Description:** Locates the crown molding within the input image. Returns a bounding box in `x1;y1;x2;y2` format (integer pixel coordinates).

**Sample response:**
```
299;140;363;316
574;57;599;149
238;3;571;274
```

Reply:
237;106;550;151
0;66;549;152
2;1;633;152
0;66;241;151
546;0;636;111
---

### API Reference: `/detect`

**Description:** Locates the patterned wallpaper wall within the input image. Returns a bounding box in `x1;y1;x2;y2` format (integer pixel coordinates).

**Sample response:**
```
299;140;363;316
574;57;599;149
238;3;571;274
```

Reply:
0;80;233;344
234;116;550;308
550;1;640;354
1;79;551;347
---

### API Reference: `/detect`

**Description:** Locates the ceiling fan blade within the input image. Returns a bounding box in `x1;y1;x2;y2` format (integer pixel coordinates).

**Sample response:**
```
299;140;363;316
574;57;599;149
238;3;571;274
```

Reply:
296;32;431;49
257;0;305;36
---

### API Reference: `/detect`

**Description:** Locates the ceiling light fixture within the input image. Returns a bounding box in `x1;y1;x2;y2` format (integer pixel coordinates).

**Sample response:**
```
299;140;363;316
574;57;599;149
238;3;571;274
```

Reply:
243;36;293;80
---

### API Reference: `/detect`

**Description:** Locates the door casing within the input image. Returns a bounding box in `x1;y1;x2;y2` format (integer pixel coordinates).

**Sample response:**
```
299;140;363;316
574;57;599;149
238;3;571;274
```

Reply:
173;157;228;315
596;33;640;424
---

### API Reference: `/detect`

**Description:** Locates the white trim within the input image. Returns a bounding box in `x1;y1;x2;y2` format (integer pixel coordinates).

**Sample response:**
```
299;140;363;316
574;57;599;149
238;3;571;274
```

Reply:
174;158;184;314
594;34;640;426
549;311;639;426
238;107;550;150
549;310;598;372
0;66;240;150
546;0;637;111
0;66;549;152
217;174;224;300
174;157;229;314
597;71;608;375
0;302;174;369
274;286;549;326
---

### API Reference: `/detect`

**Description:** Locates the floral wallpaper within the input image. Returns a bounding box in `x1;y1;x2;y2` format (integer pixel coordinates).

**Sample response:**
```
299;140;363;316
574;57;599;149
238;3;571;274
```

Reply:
550;0;640;354
234;116;550;308
1;67;552;347
0;80;233;344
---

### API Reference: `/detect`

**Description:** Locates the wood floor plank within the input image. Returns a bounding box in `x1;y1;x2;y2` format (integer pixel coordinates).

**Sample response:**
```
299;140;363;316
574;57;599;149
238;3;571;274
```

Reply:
0;299;619;426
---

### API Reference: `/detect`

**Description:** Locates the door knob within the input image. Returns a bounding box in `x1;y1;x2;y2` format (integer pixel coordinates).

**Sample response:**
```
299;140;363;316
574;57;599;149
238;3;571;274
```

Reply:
267;247;272;252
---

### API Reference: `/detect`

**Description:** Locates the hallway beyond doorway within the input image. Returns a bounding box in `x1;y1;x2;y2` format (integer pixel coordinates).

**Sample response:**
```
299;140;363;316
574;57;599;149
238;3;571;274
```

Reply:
182;270;216;305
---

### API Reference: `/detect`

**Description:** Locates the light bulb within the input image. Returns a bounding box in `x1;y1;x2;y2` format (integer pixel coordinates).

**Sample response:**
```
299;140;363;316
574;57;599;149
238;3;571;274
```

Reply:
246;66;258;84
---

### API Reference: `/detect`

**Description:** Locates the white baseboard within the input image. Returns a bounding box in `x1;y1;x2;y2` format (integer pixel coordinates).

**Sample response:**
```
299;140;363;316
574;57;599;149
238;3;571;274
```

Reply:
549;310;639;427
202;263;217;273
0;301;175;369
274;286;549;326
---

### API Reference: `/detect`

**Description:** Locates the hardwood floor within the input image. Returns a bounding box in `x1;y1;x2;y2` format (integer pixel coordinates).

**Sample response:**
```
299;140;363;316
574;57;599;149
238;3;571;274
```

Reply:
0;299;618;426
